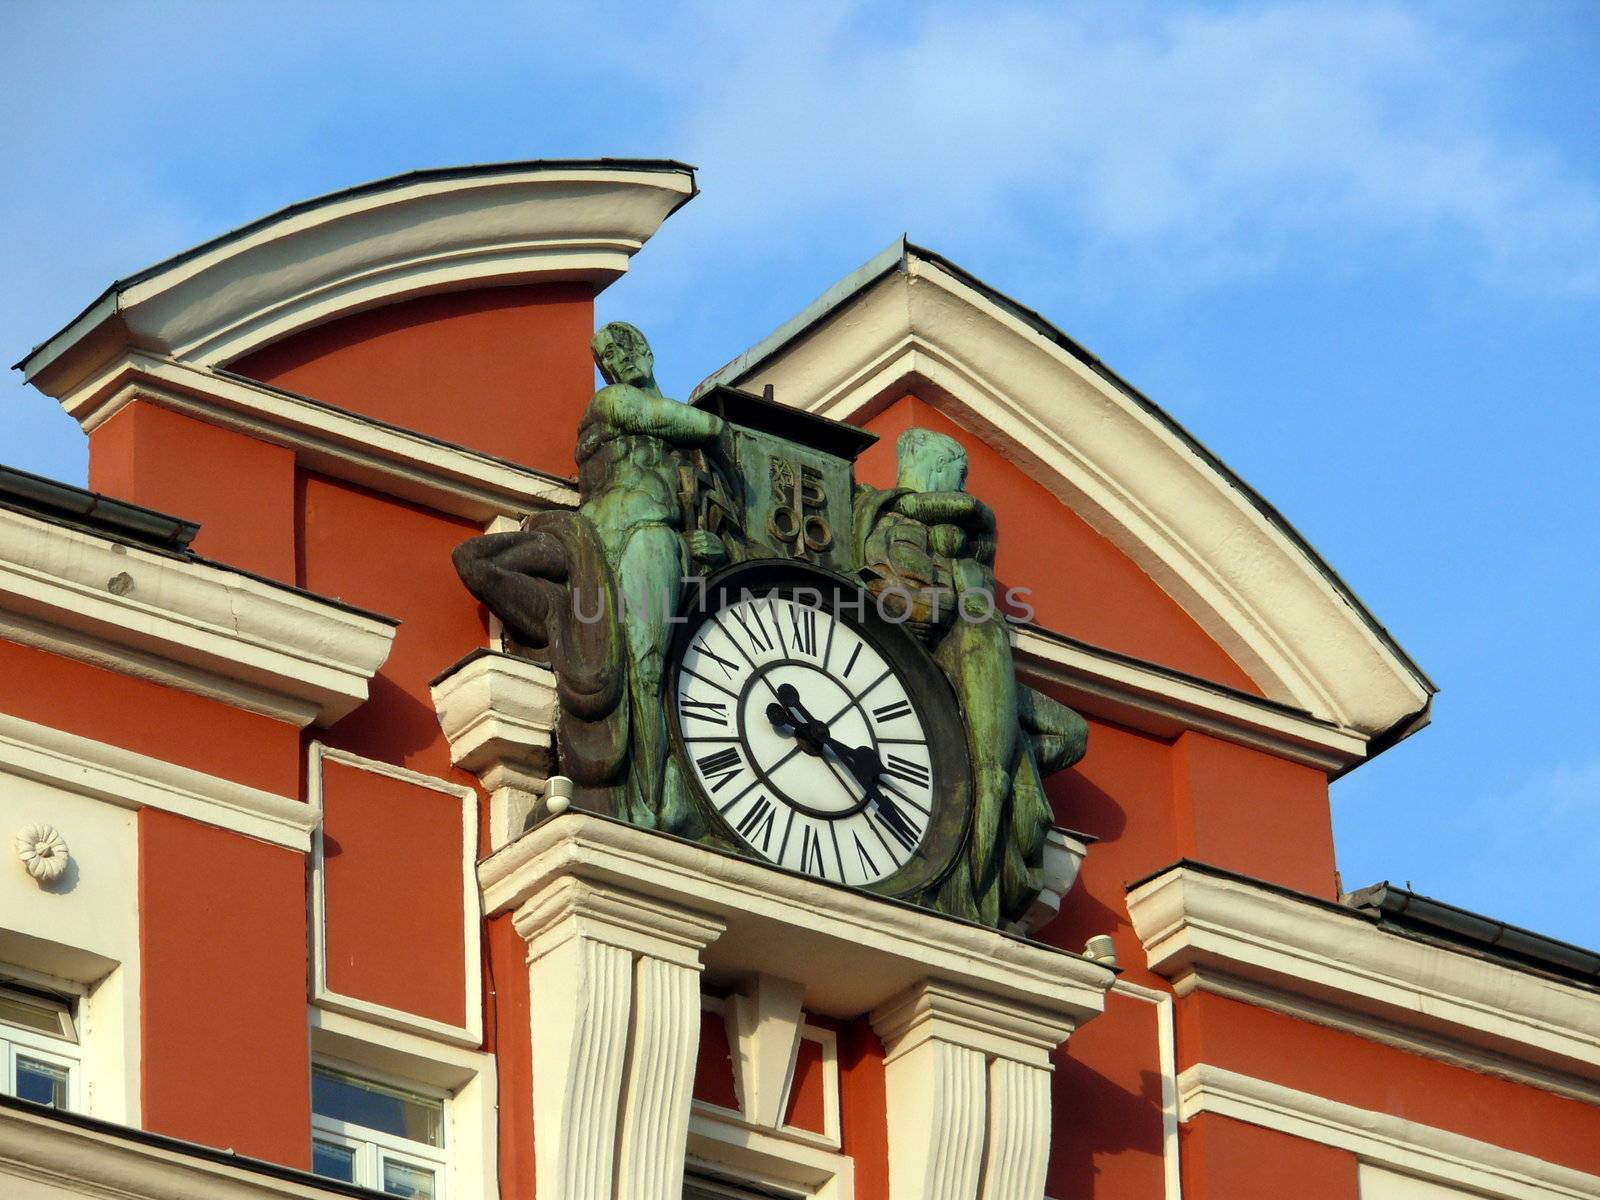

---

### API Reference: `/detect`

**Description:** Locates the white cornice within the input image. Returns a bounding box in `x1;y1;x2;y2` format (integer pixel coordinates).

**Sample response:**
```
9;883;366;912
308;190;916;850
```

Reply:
705;250;1433;740
480;810;1115;1025
56;351;578;522
1127;866;1600;1094
1014;626;1367;772
0;1100;352;1200
1179;1064;1600;1199
0;711;315;850
0;503;395;727
22;160;696;397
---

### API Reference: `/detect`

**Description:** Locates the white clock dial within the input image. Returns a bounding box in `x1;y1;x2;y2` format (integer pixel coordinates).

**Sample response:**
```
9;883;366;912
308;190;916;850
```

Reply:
674;591;937;886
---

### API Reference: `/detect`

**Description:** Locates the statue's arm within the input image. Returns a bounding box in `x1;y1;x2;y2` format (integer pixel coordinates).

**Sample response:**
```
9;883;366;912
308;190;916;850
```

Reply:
895;491;995;532
592;386;725;444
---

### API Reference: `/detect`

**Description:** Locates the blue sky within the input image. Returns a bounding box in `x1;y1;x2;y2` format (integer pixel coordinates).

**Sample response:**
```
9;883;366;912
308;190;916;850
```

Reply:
3;1;1598;944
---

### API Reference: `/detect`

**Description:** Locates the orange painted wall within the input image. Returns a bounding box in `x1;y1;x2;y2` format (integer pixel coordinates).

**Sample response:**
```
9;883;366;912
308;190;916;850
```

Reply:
320;758;466;1027
138;809;310;1166
296;471;488;783
1181;1112;1358;1200
88;400;297;582
838;1018;890;1199
784;1034;828;1135
486;914;535;1200
1049;990;1169;1200
1172;731;1337;897
693;1008;740;1110
856;394;1260;694
1043;712;1181;974
1178;989;1600;1176
232;285;595;479
0;638;298;796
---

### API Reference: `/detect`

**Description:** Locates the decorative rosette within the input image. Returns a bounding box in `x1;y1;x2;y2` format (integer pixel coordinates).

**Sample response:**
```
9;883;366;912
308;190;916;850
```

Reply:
15;824;69;883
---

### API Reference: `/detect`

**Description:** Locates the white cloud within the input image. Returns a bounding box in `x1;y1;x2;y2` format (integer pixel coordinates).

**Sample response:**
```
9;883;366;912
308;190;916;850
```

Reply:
640;0;1600;297
1514;757;1600;860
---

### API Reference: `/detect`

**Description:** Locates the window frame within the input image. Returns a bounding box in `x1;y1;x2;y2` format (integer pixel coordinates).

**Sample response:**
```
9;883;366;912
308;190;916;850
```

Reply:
0;982;81;1111
310;1057;450;1199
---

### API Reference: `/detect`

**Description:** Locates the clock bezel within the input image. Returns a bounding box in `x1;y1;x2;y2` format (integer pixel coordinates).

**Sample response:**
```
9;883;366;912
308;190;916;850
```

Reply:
665;558;973;899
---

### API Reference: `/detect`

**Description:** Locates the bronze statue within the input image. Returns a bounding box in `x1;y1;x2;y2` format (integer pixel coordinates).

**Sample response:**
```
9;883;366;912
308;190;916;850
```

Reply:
855;428;1087;924
453;325;1089;931
456;323;726;828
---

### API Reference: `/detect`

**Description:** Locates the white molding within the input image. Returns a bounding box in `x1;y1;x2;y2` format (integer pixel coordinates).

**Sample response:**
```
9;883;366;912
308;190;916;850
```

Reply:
307;743;483;1047
0;1101;366;1200
24;161;695;395
710;252;1431;738
1112;980;1183;1200
480;812;1116;1025
699;993;843;1155
1178;1064;1600;1200
431;651;558;848
688;1105;855;1200
0;503;396;728
483;814;1113;1200
871;981;1074;1200
511;874;725;1200
726;974;807;1132
1014;628;1367;773
1127;867;1600;1095
0;710;315;850
63;352;578;522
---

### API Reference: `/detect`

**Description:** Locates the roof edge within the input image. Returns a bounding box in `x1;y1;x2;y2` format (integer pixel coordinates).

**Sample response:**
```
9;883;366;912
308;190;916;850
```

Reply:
696;239;1435;749
18;157;699;391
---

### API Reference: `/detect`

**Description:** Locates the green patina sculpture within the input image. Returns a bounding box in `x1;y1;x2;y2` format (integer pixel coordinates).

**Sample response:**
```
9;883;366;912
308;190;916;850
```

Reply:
453;325;1088;931
456;323;727;827
576;322;728;830
854;428;1087;925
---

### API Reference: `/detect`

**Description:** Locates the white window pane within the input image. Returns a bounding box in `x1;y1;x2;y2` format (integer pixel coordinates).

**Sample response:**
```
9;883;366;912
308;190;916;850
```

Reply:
15;1056;69;1107
382;1159;436;1199
312;1066;443;1146
312;1138;358;1183
0;989;71;1040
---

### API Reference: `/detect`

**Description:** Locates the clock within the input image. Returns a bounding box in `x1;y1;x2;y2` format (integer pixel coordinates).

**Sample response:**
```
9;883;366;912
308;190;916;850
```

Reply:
666;560;972;898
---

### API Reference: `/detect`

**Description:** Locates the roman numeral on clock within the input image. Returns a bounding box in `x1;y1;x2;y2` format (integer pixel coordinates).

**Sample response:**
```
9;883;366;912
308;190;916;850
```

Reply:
691;639;741;681
872;797;921;854
799;825;827;879
733;796;776;853
680;697;728;726
873;699;913;724
883;753;931;788
788;604;817;657
695;746;744;793
852;832;881;878
729;606;773;653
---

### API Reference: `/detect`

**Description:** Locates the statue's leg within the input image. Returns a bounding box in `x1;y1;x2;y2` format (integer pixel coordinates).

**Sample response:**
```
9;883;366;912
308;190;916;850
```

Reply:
615;523;687;829
936;616;1023;922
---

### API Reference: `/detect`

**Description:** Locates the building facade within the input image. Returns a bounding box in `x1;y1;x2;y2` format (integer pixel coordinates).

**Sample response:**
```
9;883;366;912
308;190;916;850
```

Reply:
2;160;1597;1200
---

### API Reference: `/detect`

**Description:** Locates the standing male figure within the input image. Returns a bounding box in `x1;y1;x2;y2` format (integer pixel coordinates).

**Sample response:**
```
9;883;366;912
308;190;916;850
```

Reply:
578;322;727;827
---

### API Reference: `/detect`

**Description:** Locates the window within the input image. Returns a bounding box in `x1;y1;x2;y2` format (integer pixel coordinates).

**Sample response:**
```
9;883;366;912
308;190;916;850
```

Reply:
310;1063;447;1199
0;983;79;1109
684;1174;804;1200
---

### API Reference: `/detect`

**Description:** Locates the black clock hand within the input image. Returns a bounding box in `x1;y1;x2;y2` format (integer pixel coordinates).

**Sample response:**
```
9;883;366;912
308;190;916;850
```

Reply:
770;685;877;773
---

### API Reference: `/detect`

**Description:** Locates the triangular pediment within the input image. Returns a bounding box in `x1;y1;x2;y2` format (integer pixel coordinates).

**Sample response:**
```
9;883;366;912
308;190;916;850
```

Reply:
696;242;1432;743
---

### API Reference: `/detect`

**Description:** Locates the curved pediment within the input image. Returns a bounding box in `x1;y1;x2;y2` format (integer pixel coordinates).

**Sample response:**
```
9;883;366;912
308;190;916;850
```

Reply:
696;241;1433;744
20;159;696;402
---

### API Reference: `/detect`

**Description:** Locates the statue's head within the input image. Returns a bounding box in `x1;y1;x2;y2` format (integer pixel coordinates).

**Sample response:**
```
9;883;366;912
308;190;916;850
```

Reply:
591;321;655;387
896;427;968;493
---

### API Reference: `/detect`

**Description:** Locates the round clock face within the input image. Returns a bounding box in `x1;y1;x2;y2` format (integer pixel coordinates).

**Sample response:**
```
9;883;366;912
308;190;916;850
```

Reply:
667;562;970;896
